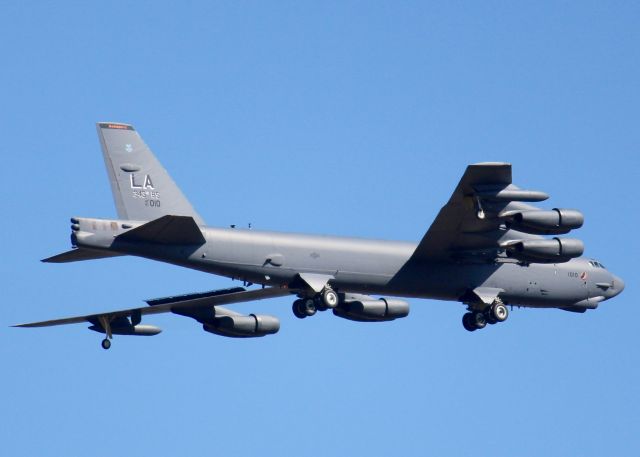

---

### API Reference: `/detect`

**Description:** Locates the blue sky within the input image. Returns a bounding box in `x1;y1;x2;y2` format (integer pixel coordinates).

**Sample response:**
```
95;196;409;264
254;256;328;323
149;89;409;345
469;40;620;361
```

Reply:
1;1;638;455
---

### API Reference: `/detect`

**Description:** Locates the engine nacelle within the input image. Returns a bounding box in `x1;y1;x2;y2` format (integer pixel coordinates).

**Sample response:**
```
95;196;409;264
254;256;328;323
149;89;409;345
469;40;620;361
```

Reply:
333;297;409;322
504;237;584;263
203;314;280;338
506;208;584;235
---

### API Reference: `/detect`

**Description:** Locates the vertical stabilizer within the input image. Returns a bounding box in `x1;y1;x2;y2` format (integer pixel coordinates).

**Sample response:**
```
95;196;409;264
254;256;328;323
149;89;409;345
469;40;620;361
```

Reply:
97;122;204;224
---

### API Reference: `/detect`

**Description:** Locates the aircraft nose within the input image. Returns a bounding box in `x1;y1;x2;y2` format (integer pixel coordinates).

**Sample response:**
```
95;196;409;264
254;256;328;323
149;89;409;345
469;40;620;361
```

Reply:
608;274;625;298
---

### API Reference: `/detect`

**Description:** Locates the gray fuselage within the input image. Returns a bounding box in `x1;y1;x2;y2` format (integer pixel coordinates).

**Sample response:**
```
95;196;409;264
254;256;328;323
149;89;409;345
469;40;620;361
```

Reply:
75;217;622;310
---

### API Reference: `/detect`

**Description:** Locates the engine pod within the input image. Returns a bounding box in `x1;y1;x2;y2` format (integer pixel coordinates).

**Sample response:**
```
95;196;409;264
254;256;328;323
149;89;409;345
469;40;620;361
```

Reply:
503;237;584;263
333;298;409;322
507;208;584;235
203;314;280;338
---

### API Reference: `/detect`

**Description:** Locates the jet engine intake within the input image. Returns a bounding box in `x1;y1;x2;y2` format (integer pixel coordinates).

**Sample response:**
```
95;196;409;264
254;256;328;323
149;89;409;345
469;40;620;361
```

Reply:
506;208;584;235
203;314;280;338
503;237;584;263
333;297;409;322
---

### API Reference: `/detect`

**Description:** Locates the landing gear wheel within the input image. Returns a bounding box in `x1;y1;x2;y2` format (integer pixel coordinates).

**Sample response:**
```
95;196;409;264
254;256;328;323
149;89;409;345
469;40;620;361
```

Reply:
292;300;307;319
484;310;498;325
315;296;327;312
322;288;339;309
302;298;317;317
101;338;111;350
491;302;509;322
462;313;476;332
472;311;486;330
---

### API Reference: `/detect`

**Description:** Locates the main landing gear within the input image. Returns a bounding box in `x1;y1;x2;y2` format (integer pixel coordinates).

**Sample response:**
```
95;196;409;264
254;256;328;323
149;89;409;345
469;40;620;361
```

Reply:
292;287;339;319
99;315;113;350
462;299;509;332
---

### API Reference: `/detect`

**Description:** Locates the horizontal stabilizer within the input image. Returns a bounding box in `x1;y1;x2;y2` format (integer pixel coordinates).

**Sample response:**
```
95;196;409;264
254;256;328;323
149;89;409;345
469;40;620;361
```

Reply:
42;248;125;263
116;215;205;245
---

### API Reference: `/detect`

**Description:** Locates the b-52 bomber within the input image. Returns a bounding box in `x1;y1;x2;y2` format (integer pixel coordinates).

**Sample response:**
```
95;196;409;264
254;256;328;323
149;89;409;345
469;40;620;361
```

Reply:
16;123;625;349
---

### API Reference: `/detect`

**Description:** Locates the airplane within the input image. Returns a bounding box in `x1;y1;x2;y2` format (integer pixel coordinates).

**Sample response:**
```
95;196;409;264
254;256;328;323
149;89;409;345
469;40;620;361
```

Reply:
15;122;625;349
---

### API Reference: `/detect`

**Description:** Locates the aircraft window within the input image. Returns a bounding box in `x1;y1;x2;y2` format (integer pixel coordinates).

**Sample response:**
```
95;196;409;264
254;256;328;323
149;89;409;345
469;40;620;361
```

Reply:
589;261;596;267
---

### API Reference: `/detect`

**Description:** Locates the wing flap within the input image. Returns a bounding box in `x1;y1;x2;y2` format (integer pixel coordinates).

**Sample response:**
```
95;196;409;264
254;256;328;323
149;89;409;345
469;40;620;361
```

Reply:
146;287;246;306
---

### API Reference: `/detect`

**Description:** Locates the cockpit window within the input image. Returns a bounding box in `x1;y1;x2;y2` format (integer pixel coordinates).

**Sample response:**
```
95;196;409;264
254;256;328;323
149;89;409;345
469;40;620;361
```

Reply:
589;260;606;269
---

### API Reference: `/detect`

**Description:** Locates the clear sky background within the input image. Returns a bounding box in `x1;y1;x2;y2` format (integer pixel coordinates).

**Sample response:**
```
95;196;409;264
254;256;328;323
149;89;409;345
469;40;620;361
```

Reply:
1;2;638;456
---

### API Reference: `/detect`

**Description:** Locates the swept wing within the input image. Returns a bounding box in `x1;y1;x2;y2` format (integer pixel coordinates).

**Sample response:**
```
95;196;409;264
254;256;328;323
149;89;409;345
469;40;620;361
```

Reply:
412;162;549;263
14;286;292;329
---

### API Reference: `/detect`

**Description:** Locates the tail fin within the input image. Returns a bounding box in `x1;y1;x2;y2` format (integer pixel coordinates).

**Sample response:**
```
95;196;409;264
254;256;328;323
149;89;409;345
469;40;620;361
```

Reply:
96;122;205;224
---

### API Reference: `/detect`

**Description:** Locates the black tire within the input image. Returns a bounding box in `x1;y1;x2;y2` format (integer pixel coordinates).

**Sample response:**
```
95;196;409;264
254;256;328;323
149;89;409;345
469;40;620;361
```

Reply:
302;298;317;317
472;312;486;330
315;295;328;312
292;300;307;319
462;313;476;332
484;309;498;325
101;338;111;350
491;302;509;322
322;289;339;309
